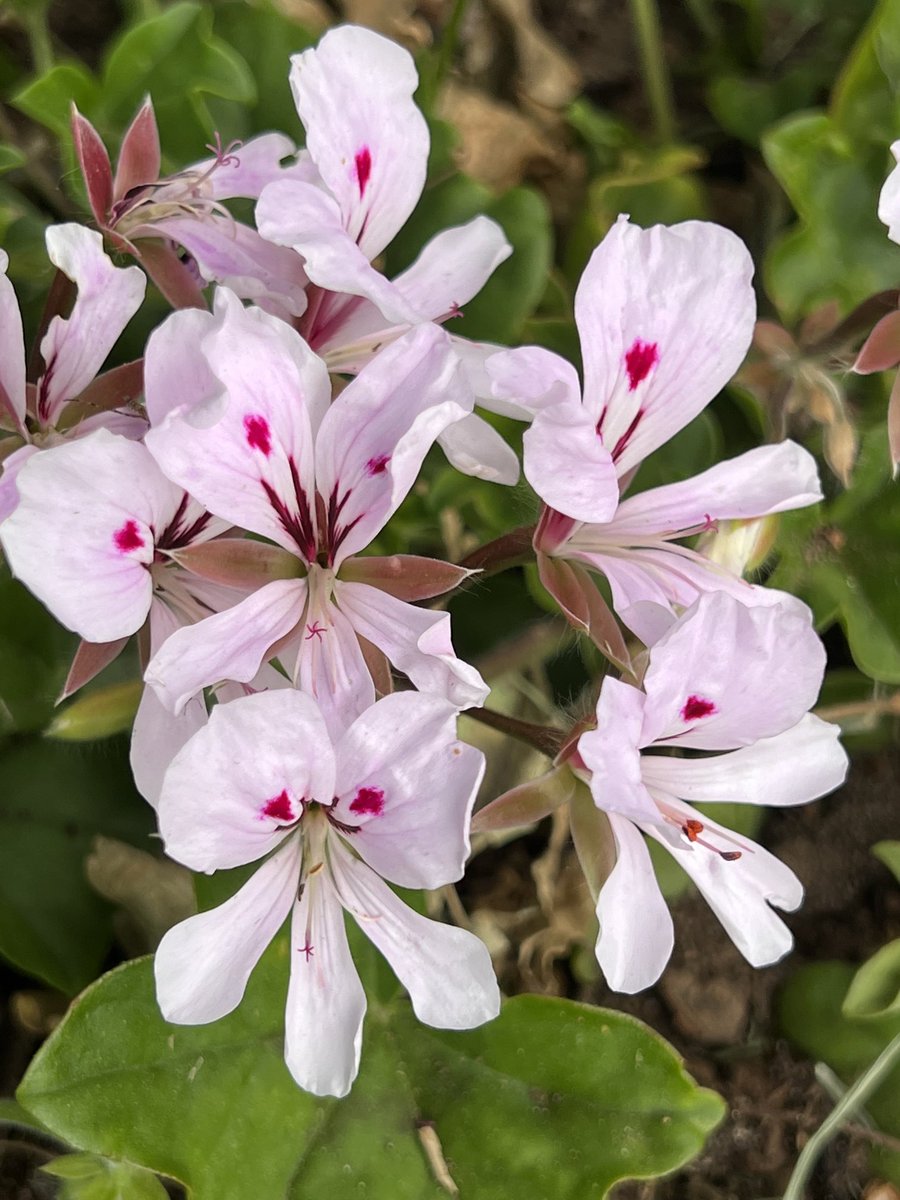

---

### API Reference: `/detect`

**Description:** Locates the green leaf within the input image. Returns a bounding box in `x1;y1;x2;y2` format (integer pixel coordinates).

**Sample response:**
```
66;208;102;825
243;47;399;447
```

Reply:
44;1154;169;1200
874;841;900;882
0;566;76;735
20;954;723;1200
0;736;154;993
12;62;101;139
0;144;26;173
844;940;900;1020
385;174;552;344
779;961;900;1182
100;2;255;165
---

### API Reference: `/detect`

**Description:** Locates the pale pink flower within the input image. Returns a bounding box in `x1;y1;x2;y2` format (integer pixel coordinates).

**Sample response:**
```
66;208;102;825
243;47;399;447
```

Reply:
574;592;848;992
143;290;487;732
489;216;822;646
0;225;146;521
154;687;499;1097
255;25;522;483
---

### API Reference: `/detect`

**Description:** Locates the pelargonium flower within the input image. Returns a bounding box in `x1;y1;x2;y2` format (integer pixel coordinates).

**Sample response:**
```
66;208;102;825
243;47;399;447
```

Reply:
154;687;500;1097
143;290;487;732
0;428;237;693
0;224;146;522
489;216;822;648
256;24;524;483
72;99;308;315
573;592;848;992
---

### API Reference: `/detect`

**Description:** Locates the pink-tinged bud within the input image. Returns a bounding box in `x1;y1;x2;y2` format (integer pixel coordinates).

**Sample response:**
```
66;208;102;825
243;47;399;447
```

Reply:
696;515;779;577
471;764;575;834
339;554;474;600
854;309;900;374
113;97;161;202
60;637;130;701
171;538;303;589
47;679;142;740
71;104;113;227
537;553;632;673
533;505;577;555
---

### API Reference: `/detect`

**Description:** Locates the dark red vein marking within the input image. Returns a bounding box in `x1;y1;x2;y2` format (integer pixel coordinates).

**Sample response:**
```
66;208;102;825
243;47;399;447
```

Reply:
355;146;372;198
624;339;659;391
113;519;145;553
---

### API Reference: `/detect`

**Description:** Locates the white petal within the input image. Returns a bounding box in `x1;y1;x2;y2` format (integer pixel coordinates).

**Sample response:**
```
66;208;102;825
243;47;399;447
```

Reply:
595;813;674;992
144;306;221;427
335;580;488;710
0;249;26;432
579;678;659;825
130;684;208;810
144;578;306;715
392;217;511;317
331;841;500;1029
332;691;485;888
437;412;520;485
154;837;300;1023
523;397;619;522
284;872;366;1098
158;688;334;872
293;584;375;740
641;714;848;808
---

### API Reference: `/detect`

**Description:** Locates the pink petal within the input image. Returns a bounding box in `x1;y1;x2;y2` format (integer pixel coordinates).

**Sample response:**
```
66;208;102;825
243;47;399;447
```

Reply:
486;345;582;416
284;871;366;1098
640;713;848;808
0;430;182;642
578;216;755;476
335;580;488;710
144;578;306;716
257;180;422;325
316;325;472;564
37;226;146;427
154;837;300;1024
0;443;38;523
579;678;659;826
331;840;500;1029
392;217;512;318
293;587;375;740
152;215;309;318
130;684;208;810
595;812;674;992
607;441;822;540
288;25;428;260
879;142;900;244
640;592;826;750
331;692;485;888
157;688;334;872
648;816;803;967
523;398;619;522
437;412;521;485
0;250;26;434
144;306;221;427
204;131;297;201
145;291;328;558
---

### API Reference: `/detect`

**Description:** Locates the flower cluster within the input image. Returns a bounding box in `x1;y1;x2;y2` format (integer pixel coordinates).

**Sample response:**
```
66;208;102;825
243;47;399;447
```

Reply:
0;24;847;1097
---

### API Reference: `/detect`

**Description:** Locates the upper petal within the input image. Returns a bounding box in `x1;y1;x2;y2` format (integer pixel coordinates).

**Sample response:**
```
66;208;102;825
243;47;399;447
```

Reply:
37;225;146;426
639;591;826;750
0;430;182;642
288;25;428;259
316;324;471;564
579;677;659;825
331;690;485;888
523;398;619;522
578;216;755;475
157;687;335;872
392;217;512;318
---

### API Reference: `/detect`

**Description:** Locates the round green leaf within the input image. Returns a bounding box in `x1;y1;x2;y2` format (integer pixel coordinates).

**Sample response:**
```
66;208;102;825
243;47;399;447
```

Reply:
20;952;723;1200
844;940;900;1020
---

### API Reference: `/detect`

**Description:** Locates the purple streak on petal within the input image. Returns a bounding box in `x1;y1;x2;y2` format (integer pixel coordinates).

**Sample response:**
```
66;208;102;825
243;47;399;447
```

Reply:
349;786;385;817
611;408;644;463
366;454;390;476
260;456;317;561
624;338;659;391
114;519;145;553
244;413;273;457
355;146;372;198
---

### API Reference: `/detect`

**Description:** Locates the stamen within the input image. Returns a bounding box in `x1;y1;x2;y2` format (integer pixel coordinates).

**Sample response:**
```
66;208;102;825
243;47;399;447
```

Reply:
305;621;327;641
204;131;243;169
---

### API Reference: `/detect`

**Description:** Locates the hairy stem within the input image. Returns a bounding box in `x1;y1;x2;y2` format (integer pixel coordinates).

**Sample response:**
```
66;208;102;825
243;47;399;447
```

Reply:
458;523;536;578
465;706;565;758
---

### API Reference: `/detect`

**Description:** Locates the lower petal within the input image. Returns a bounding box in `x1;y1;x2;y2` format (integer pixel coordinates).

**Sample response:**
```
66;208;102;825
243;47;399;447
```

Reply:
154;837;300;1024
284;872;366;1098
331;842;500;1030
438;412;520;484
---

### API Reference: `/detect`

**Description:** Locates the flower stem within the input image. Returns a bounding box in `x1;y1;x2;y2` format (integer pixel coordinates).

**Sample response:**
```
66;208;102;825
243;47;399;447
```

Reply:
457;523;536;579
436;0;471;88
628;0;676;144
465;707;565;758
782;1032;900;1200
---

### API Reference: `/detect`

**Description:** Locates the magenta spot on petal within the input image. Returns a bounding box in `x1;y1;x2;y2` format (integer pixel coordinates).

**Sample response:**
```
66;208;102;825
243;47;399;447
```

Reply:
624;339;659;391
113;519;145;554
349;786;385;816
244;413;272;457
262;789;295;822
366;453;390;476
681;694;717;722
355;146;372;198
